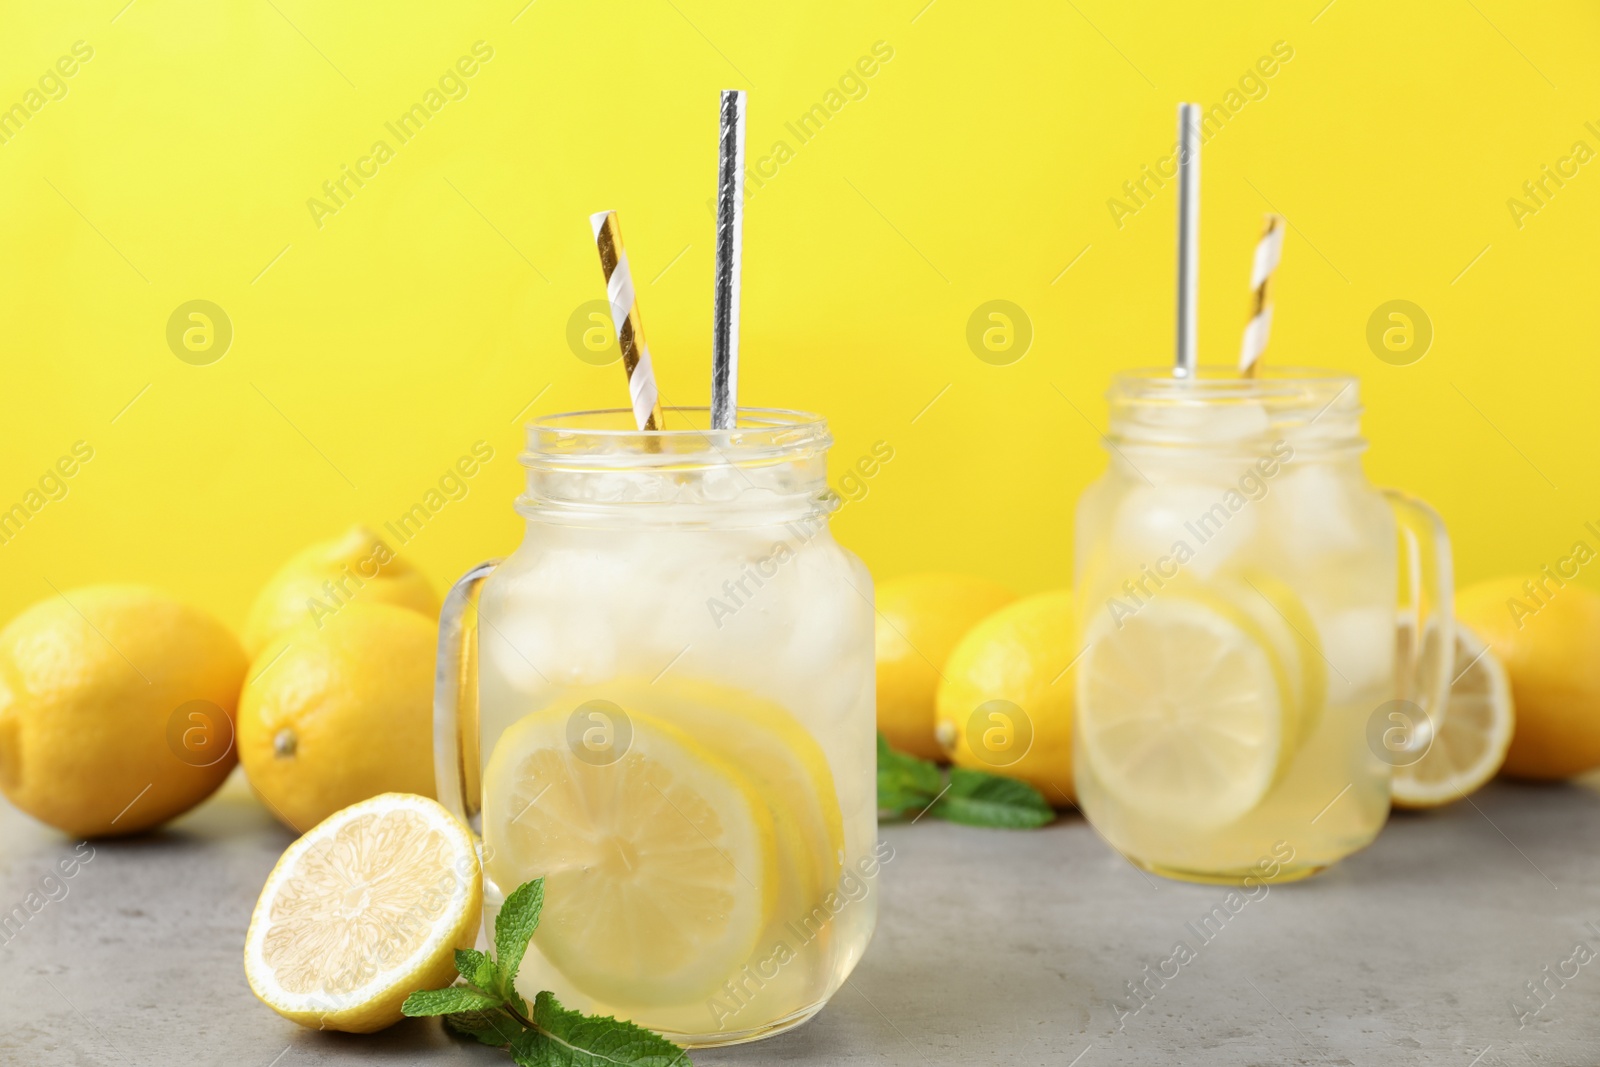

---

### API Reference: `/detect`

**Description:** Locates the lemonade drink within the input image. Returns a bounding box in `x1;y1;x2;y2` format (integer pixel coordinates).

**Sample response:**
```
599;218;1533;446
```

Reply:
437;409;877;1046
1072;371;1451;882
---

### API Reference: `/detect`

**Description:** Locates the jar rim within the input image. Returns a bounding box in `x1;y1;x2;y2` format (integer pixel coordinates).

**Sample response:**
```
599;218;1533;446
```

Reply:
1105;367;1364;455
523;407;831;469
1110;366;1356;399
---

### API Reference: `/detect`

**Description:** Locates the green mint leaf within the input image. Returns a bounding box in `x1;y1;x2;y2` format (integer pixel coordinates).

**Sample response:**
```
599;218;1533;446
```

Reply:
510;990;691;1067
509;1035;548;1067
495;877;546;997
876;734;1054;828
444;1007;525;1048
402;986;505;1017
455;948;498;990
876;732;942;814
878;733;942;793
877;786;931;817
931;766;1054;829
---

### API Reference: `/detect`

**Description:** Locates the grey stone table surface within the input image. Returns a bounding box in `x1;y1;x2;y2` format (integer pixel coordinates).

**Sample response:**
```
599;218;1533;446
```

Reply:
3;772;1600;1066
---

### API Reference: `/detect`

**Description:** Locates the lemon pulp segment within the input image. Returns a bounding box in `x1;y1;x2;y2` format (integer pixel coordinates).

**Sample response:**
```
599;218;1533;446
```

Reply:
1079;592;1295;829
1392;623;1514;808
243;793;481;1033
483;705;779;1008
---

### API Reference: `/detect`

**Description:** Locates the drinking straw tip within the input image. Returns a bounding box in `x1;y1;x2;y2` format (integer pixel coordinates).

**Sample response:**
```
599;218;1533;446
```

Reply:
590;210;665;431
1238;214;1285;377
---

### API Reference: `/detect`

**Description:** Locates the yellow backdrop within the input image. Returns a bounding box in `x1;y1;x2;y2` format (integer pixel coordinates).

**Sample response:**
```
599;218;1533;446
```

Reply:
1;0;1594;628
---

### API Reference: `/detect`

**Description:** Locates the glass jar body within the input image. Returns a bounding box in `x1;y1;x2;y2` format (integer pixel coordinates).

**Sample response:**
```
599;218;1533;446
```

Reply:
467;411;878;1045
1071;374;1413;883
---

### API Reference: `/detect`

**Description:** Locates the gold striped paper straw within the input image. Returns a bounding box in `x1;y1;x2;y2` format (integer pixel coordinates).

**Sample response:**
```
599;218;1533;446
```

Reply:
1238;214;1284;378
591;210;665;430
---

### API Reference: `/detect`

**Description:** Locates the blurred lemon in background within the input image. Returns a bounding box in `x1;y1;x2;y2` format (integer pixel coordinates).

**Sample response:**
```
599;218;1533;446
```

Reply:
0;585;246;836
934;589;1076;804
241;526;439;659
237;603;437;831
1457;578;1600;780
876;573;1015;760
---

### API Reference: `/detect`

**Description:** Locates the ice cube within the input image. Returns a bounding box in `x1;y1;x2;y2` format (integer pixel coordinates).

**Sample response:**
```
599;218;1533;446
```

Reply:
1268;463;1370;561
1109;482;1260;581
695;464;746;503
1316;605;1395;701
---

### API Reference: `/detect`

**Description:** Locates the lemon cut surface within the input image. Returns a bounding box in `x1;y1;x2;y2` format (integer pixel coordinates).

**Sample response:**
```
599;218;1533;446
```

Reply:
1391;623;1514;808
244;793;481;1033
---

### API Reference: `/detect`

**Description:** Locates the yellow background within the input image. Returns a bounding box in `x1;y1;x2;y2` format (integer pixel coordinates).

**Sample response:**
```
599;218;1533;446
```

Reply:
1;0;1595;628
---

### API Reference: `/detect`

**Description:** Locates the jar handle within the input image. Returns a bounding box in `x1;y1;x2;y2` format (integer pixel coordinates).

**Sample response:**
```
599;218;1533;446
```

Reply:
1382;490;1453;759
433;559;500;825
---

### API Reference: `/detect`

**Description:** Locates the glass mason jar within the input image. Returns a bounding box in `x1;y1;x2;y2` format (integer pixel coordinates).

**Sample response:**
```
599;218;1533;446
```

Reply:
1073;370;1452;883
434;408;878;1047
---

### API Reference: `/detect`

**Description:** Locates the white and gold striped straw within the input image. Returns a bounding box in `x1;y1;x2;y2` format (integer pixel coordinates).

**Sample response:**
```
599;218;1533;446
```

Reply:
1238;214;1284;378
590;210;665;430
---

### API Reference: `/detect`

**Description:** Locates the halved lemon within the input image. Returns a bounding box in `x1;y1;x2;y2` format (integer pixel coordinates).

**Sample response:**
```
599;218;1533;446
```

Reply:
482;704;778;1008
1392;622;1514;808
243;793;482;1033
1078;591;1296;829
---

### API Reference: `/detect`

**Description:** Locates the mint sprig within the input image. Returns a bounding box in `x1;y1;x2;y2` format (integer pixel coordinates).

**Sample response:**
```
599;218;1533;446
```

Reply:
877;732;1055;828
511;992;693;1067
403;877;691;1066
493;878;543;1000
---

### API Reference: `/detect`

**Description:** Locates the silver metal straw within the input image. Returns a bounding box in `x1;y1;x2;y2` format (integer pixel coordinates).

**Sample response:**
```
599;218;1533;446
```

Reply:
1174;102;1201;379
711;89;746;430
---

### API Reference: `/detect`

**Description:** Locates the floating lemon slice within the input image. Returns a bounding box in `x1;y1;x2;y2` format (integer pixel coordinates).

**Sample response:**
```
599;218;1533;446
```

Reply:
1392;622;1514;808
1235;571;1326;749
482;704;777;1008
1078;591;1296;829
243;793;482;1033
607;678;844;913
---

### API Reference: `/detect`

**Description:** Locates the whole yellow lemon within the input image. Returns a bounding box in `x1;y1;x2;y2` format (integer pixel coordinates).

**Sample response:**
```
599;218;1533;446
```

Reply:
0;585;246;837
241;526;439;659
876;573;1016;760
1457;577;1600;780
935;589;1077;805
238;603;437;831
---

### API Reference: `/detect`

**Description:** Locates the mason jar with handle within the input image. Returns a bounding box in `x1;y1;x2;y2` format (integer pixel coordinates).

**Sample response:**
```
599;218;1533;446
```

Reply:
433;408;878;1046
1072;369;1452;883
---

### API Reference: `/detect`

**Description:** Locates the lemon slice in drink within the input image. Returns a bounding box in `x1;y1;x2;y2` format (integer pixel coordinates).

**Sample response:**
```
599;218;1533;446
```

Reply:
482;705;777;1008
523;679;842;1003
243;793;482;1033
1391;623;1514;808
627;678;846;992
612;678;844;901
1078;592;1295;828
1235;572;1326;748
